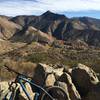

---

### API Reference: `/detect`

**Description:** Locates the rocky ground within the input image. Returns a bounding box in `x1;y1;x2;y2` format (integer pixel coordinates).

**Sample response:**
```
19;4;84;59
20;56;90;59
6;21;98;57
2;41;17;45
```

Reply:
0;39;100;79
0;39;100;100
0;63;100;100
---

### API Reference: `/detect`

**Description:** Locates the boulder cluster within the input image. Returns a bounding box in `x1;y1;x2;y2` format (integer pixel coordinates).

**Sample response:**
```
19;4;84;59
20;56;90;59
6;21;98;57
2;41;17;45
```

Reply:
0;63;100;100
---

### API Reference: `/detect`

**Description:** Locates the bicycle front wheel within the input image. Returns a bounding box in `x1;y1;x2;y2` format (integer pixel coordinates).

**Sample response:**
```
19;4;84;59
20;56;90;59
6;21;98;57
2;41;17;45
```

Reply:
40;86;68;100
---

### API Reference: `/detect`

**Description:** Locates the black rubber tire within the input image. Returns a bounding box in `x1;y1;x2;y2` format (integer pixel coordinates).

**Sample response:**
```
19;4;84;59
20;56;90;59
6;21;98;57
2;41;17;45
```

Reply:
40;86;68;100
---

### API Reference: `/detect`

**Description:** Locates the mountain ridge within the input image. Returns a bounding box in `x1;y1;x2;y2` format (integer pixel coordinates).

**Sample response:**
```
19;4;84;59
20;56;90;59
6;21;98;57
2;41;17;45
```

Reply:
0;11;100;47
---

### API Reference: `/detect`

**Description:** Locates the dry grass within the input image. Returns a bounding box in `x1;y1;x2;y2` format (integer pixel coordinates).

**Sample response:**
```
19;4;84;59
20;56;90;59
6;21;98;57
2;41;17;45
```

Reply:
0;59;36;81
0;42;100;81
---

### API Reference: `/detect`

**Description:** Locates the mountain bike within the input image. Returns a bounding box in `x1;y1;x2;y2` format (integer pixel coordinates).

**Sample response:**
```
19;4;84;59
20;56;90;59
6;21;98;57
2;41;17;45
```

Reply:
1;65;68;100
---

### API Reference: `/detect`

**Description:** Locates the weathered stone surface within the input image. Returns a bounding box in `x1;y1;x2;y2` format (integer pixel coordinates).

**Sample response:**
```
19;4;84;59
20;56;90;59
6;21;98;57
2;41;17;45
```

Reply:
19;82;35;100
84;82;100;100
45;73;56;87
58;72;81;100
0;81;9;94
0;81;10;100
69;63;99;97
53;68;64;77
32;63;64;87
41;86;69;100
32;63;47;86
55;81;71;100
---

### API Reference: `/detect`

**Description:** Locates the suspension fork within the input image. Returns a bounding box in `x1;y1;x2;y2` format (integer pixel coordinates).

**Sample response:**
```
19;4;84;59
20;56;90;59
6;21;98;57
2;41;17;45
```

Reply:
19;80;31;100
19;80;40;100
18;76;54;100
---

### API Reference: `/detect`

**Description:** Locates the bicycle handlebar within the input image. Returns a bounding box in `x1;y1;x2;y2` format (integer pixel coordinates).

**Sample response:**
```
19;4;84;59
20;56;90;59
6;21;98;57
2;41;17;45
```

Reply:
3;65;32;78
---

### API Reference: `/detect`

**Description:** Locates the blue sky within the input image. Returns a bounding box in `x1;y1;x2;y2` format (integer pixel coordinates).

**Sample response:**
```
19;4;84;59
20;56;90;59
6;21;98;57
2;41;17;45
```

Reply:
0;0;100;19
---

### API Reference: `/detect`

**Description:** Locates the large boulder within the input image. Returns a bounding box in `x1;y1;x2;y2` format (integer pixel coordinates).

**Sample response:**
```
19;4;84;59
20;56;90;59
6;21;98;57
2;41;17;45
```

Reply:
53;67;64;77
69;63;99;97
31;63;53;93
84;82;100;100
0;81;9;100
18;82;35;100
32;63;64;87
31;63;64;94
58;73;81;100
40;86;69;100
32;63;52;87
55;81;71;100
45;73;56;87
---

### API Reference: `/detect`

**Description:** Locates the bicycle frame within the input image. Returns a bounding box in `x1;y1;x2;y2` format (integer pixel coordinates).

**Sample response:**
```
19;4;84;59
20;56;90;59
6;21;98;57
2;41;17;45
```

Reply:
3;65;54;100
9;75;54;100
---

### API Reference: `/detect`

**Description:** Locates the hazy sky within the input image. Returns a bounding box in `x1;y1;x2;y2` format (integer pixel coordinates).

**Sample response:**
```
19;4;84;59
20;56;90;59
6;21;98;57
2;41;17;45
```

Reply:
0;0;100;18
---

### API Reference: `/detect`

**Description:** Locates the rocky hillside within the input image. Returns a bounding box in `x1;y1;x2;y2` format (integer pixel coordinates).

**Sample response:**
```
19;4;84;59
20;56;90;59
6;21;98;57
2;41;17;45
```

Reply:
9;11;100;47
0;16;21;40
11;26;54;44
0;11;100;47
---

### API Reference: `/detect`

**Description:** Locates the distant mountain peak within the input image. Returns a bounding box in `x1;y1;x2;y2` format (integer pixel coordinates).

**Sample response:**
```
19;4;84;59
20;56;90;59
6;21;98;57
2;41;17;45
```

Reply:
43;10;53;15
41;10;67;20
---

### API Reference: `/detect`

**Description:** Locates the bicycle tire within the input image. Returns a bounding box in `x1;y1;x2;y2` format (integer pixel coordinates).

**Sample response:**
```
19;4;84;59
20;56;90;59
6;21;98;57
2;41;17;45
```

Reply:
40;86;68;100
